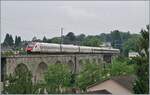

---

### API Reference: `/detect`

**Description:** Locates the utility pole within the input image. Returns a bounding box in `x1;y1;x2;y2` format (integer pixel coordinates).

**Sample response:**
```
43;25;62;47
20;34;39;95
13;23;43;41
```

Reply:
61;27;63;44
60;27;63;52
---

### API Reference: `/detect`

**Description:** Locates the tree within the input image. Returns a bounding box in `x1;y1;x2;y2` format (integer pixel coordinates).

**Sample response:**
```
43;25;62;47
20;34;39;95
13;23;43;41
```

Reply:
82;36;102;47
76;34;86;45
3;33;14;47
122;37;139;56
3;64;39;94
76;61;101;91
9;35;14;46
99;33;107;42
32;36;37;42
15;36;18;46
43;36;47;42
63;32;76;44
111;58;135;76
32;36;42;42
110;30;122;49
66;32;76;42
44;63;72;93
50;37;61;44
76;34;85;41
120;31;130;43
3;33;10;46
15;36;21;47
1;50;15;56
133;25;149;94
18;36;21;46
46;39;51;43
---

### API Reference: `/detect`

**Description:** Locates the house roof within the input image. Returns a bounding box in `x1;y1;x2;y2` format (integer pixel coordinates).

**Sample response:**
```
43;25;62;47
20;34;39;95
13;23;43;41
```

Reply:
87;75;136;93
111;75;136;92
86;89;112;94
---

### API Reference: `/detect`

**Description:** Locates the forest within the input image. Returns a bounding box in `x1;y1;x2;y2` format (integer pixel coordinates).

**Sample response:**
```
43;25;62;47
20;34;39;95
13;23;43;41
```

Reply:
2;29;140;57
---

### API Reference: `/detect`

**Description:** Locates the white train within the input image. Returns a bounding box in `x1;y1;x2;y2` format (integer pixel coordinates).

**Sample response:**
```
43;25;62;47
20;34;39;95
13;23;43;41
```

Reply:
26;42;120;54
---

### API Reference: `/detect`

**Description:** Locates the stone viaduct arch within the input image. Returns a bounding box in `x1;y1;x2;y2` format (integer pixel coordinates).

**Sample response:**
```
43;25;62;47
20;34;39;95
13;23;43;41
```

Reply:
67;60;75;73
34;62;48;83
1;52;119;83
14;63;29;75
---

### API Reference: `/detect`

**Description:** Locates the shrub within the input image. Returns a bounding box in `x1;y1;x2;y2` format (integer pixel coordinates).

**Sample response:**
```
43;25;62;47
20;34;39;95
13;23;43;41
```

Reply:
76;62;101;91
111;58;135;76
44;63;72;93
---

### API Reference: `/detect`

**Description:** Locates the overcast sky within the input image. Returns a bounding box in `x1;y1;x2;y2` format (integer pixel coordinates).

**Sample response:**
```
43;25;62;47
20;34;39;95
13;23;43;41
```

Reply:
1;1;149;42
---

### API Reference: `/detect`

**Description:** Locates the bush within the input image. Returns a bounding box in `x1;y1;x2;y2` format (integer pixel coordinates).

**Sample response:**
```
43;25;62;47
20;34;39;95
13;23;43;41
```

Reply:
3;69;39;94
111;58;135;76
76;61;102;91
2;51;15;56
44;63;72;94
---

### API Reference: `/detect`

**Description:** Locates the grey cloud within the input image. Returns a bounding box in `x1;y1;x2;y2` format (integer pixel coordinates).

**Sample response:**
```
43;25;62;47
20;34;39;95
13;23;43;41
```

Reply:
1;1;149;42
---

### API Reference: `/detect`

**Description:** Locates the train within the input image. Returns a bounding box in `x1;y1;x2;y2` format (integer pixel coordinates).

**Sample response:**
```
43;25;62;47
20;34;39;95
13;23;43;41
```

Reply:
25;42;120;54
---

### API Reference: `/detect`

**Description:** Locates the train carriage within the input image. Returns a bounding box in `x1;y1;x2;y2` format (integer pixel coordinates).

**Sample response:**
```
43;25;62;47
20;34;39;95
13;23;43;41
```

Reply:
26;42;120;54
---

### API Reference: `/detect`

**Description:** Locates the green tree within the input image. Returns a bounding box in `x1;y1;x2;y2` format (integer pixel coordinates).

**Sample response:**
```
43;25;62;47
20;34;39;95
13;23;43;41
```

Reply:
120;31;130;43
75;34;86;45
43;36;47;42
3;33;14;47
133;25;149;94
122;37;139;56
15;36;21;47
32;36;37;42
9;35;14;46
111;58;135;76
63;32;76;44
82;36;102;47
18;36;21;46
66;32;76;42
3;64;39;94
76;61;101;91
46;39;51;43
15;36;18;46
76;34;85;41
50;37;61;44
44;63;72;93
1;50;15;56
110;30;122;49
3;33;10;46
99;33;107;42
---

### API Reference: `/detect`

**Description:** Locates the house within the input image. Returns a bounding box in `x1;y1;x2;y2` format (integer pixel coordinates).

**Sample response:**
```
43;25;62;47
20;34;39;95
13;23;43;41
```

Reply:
87;75;135;94
128;52;139;58
99;42;112;48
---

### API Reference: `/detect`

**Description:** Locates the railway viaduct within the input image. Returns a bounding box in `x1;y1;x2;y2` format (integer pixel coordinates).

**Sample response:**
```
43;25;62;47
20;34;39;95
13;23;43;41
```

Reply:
1;51;119;83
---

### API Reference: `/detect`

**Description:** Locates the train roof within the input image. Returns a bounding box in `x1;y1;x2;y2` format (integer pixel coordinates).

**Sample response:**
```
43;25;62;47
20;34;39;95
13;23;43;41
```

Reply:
31;42;119;52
